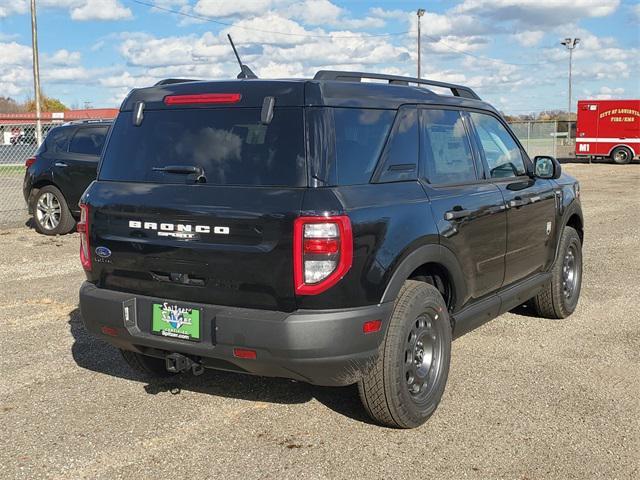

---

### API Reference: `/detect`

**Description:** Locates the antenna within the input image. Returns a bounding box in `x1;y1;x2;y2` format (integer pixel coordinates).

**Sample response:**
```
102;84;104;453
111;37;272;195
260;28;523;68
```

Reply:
227;34;258;79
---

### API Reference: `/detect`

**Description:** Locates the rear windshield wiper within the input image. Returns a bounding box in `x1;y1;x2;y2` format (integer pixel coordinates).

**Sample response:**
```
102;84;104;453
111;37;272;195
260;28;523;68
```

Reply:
152;165;206;183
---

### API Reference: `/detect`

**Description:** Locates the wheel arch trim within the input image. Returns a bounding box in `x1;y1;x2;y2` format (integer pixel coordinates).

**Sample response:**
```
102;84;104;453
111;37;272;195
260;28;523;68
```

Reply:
380;243;468;311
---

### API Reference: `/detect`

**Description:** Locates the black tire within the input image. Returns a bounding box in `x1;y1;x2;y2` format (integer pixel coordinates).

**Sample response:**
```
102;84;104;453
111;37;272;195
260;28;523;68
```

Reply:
31;185;76;235
120;349;175;377
358;280;452;428
533;226;582;319
611;146;632;165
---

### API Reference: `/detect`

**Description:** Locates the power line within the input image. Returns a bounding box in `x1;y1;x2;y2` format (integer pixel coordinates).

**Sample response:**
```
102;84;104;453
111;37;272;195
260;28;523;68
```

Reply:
129;0;410;39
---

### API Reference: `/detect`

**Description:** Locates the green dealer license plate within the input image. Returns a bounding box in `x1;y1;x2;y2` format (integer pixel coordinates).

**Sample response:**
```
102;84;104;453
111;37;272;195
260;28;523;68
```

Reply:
152;302;201;341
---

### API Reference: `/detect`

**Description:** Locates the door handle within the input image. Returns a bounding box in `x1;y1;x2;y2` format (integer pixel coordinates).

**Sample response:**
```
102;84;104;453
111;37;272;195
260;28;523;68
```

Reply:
54;162;68;167
444;209;472;221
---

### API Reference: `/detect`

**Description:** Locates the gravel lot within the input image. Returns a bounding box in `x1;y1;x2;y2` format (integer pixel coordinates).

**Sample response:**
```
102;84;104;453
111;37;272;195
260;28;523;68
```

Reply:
1;164;638;480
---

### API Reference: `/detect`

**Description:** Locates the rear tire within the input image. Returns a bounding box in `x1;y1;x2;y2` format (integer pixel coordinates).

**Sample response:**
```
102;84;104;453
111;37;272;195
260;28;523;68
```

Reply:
532;226;582;319
31;185;75;235
358;280;452;428
611;146;632;165
120;349;175;377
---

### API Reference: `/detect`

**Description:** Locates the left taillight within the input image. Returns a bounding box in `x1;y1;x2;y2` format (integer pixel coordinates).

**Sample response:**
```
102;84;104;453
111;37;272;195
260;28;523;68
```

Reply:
78;203;91;271
293;215;353;295
25;157;36;168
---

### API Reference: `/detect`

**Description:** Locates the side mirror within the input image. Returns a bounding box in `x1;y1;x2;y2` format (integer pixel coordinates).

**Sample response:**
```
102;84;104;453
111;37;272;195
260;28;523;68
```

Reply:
533;156;561;180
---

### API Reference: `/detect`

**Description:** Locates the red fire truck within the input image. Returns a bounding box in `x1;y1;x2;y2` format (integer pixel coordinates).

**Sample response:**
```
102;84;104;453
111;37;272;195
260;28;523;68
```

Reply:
575;99;640;164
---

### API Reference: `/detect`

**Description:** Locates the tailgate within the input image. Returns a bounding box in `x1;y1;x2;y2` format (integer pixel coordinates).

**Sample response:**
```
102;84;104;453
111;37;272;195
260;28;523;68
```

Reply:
86;181;304;311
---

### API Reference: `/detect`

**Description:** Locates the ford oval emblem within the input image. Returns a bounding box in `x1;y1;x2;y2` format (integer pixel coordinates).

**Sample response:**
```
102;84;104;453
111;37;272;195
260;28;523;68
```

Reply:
95;246;111;258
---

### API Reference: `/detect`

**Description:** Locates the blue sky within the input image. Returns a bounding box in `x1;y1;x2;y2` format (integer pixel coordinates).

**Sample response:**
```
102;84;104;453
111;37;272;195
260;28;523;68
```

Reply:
0;0;638;114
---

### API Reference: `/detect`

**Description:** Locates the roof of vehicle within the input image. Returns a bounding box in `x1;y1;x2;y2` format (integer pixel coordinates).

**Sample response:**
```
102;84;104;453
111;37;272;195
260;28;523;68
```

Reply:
121;70;498;114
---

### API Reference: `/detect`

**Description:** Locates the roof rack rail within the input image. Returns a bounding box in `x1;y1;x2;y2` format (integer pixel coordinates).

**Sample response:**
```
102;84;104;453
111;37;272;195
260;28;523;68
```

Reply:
313;70;481;100
63;118;113;126
154;78;200;86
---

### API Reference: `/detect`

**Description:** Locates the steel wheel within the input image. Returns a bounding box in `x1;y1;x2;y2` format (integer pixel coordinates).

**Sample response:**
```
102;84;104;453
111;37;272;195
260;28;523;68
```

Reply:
562;244;580;301
36;192;62;231
404;310;444;399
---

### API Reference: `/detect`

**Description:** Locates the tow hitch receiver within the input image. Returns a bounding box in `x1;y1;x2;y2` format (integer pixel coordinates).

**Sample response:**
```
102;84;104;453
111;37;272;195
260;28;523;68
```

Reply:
165;353;204;376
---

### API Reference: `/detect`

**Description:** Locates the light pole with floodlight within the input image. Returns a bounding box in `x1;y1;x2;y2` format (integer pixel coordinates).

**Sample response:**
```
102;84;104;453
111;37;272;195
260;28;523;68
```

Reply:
417;9;425;78
560;37;580;120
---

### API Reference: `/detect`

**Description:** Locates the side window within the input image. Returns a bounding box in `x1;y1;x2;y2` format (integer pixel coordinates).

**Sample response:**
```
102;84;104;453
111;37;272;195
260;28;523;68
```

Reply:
333;108;395;185
420;109;477;185
375;107;418;183
469;112;526;178
46;127;71;154
68;126;108;156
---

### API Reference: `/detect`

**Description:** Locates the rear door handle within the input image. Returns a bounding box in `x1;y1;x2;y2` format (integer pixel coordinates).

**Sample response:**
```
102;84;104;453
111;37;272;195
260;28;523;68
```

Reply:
54;162;68;167
444;209;472;221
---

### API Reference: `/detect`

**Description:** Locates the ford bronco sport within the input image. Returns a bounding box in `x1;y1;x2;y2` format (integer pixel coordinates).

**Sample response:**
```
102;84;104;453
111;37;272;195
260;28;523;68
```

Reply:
79;71;583;428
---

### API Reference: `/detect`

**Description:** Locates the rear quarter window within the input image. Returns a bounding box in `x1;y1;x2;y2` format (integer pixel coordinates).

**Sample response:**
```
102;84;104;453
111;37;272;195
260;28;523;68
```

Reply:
307;107;395;186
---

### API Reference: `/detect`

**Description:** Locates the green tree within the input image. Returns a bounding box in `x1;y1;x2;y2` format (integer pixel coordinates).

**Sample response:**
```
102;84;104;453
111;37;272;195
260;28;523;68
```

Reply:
25;95;68;112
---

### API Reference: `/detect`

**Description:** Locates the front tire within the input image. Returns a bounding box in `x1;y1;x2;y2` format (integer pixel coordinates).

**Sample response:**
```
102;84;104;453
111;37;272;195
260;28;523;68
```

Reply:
31;185;75;235
533;226;583;319
611;146;632;165
358;280;452;428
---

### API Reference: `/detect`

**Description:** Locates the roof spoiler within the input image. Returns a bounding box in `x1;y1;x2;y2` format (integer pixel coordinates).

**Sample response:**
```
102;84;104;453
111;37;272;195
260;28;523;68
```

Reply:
154;78;200;86
313;70;481;100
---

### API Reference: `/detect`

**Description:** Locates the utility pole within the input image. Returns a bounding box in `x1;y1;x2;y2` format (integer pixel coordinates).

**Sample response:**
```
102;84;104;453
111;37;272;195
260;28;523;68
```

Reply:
30;0;43;145
417;9;425;78
560;37;580;121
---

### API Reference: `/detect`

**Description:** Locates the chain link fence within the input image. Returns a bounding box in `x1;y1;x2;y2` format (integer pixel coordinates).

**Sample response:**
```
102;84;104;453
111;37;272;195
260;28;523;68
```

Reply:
507;120;577;160
0;121;59;227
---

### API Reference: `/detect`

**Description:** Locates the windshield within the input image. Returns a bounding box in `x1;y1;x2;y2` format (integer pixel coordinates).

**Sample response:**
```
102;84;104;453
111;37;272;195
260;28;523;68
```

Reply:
99;107;306;187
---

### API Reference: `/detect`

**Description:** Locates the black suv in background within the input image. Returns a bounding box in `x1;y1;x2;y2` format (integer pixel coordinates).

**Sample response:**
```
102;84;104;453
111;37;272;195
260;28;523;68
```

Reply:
78;72;583;428
23;120;111;235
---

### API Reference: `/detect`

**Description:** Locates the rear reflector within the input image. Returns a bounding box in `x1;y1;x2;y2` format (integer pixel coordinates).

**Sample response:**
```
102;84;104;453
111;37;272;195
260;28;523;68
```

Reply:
363;320;382;334
233;348;257;359
163;93;242;105
100;326;119;337
25;157;36;168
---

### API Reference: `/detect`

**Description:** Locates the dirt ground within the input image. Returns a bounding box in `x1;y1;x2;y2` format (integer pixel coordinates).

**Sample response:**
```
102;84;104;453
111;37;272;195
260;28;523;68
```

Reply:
1;164;638;480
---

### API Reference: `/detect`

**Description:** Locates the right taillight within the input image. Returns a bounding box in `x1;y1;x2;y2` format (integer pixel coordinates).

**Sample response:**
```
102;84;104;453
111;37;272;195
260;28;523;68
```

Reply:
25;157;36;168
293;215;352;295
78;203;91;271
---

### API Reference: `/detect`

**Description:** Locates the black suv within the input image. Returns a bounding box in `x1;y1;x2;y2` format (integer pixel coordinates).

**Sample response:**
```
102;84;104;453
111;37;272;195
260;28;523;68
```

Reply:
79;72;583;428
23;120;111;235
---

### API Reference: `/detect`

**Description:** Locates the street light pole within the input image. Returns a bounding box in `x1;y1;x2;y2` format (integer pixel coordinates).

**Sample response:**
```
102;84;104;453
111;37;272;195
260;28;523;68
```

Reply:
30;0;43;146
417;9;425;78
560;37;580;121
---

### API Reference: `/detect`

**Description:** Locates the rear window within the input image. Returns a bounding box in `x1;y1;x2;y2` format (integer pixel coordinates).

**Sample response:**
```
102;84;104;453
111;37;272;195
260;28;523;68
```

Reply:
99;107;306;186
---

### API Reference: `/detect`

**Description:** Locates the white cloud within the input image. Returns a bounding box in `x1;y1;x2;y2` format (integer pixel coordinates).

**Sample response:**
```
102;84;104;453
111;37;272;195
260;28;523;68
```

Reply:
513;30;545;46
47;49;82;66
193;0;281;18
0;1;28;18
71;0;132;21
0;42;31;66
454;0;620;26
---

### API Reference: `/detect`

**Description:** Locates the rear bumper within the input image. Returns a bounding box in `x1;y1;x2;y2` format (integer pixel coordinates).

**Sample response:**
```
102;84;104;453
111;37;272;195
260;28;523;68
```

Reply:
79;282;393;386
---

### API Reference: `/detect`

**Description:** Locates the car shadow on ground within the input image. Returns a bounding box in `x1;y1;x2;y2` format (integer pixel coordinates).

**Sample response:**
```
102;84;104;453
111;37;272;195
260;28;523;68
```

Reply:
67;307;375;425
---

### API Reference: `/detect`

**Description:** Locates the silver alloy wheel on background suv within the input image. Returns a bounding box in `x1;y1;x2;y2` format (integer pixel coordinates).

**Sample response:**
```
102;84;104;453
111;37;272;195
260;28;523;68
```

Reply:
36;192;62;231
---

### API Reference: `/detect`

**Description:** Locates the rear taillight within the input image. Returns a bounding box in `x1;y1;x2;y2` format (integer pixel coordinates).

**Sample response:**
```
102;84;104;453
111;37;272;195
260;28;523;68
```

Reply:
293;216;352;295
25;157;36;168
78;204;91;271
